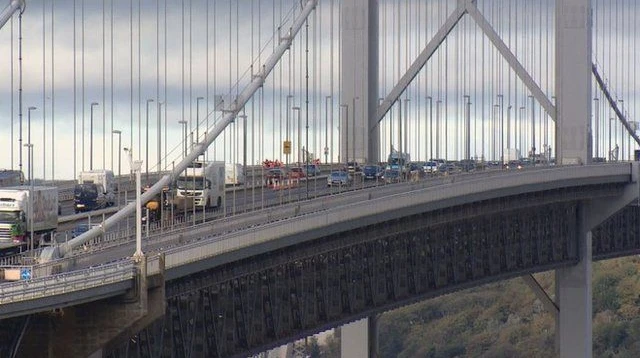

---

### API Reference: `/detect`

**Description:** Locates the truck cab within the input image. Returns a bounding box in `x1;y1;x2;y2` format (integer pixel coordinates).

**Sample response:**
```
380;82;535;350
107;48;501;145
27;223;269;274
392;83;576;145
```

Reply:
175;161;225;209
0;186;58;248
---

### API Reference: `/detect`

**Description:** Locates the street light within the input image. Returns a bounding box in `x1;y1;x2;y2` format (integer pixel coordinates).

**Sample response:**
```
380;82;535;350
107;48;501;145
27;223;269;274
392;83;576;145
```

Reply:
112;130;122;177
594;98;599;159
618;99;625;160
519;106;526;157
196;96;204;144
463;95;471;161
292;106;301;165
285;95;294;166
609;117;615;161
426;96;433;161
158;102;164;173
26;106;37;171
145;99;154;183
528;95;535;164
493;104;499;161
178;120;188;157
23;143;34;252
89;102;99;170
436;100;440;159
324;95;331;165
506;105;512;150
340;104;349;165
497;94;504;164
131;158;144;260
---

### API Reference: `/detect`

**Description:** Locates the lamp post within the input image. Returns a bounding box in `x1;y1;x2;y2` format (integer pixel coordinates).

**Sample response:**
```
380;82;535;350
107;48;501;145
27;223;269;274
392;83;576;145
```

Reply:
497;94;504;164
403;98;410;161
112;130;122;176
506;105;512;150
618;99;625;160
179;120;188;158
292;106;301;165
325;96;331;165
609;117;615;161
353;96;359;163
89;102;98;170
131;158;144;260
340;104;348;166
196;96;204;144
145;99;154;182
158;101;163;173
463;95;471;161
594;98;599;159
528;95;535;164
285;95;294;166
23;143;34;252
519;106;526;157
426;96;433;161
26;106;37;174
436;100;442;159
493;104;499;161
305;101;310;199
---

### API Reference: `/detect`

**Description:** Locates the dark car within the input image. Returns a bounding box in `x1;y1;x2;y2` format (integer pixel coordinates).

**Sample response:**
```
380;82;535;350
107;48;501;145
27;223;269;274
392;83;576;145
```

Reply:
266;168;288;179
74;183;106;213
438;163;458;174
346;161;361;173
327;171;353;186
458;159;476;172
382;169;401;184
363;165;383;180
303;164;321;176
504;160;523;170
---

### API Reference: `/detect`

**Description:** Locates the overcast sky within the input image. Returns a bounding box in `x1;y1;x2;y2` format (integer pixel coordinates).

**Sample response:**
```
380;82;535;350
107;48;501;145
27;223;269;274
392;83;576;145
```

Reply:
0;0;637;179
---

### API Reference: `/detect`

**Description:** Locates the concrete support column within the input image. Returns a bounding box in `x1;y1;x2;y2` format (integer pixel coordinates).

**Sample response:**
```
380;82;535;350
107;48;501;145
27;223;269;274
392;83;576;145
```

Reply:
555;0;592;165
555;203;592;358
341;316;377;358
340;0;379;164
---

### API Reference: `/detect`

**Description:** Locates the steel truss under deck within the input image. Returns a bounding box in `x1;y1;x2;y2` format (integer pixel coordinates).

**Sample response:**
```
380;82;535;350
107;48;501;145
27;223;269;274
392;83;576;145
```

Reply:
103;184;626;357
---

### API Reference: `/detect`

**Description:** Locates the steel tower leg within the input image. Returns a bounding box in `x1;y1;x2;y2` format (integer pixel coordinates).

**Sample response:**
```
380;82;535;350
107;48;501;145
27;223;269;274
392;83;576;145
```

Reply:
340;0;378;164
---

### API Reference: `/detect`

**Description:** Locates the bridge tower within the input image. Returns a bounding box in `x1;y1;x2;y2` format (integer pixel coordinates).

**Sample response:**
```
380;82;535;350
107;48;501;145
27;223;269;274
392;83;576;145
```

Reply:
339;1;379;355
554;0;593;357
340;0;379;165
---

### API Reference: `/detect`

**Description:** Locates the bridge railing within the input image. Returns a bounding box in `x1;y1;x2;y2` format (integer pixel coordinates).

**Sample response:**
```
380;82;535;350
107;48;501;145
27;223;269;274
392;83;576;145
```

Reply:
0;260;136;305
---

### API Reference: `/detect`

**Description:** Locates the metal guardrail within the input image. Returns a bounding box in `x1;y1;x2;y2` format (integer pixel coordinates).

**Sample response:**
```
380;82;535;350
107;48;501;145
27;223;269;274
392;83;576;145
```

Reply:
0;261;135;305
0;164;634;308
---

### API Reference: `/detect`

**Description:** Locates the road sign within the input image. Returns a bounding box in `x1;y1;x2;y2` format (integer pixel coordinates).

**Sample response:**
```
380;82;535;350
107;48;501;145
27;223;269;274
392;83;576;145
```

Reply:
20;268;32;280
283;141;292;155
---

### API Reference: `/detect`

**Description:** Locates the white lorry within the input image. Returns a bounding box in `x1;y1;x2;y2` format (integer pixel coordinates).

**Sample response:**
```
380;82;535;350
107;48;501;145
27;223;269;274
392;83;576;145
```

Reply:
0;186;58;253
503;148;521;164
225;163;245;186
78;170;116;207
175;161;225;209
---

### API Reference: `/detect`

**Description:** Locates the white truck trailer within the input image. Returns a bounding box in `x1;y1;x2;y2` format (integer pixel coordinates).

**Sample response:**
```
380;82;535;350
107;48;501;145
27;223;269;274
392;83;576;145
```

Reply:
503;148;521;164
225;163;245;186
175;161;225;209
0;186;58;253
78;170;116;206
